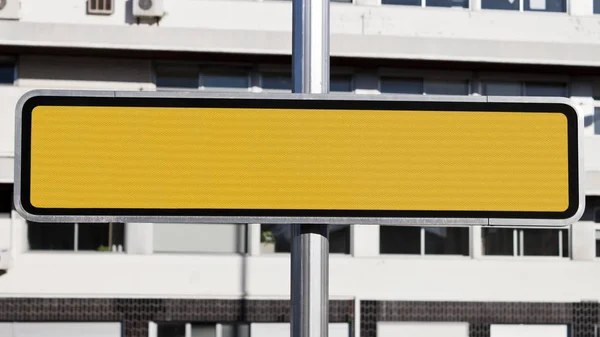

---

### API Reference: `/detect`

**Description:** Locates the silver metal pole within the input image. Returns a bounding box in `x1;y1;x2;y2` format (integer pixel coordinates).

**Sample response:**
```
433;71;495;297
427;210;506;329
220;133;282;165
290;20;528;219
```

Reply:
291;0;330;335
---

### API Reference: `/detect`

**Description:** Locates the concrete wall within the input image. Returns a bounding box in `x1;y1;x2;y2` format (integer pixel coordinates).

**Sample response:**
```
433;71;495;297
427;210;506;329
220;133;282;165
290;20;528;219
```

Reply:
0;241;600;302
1;0;600;66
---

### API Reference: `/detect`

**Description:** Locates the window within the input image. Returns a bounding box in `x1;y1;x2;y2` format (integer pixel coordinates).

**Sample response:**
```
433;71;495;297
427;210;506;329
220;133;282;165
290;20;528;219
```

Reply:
380;77;423;94
155;64;254;92
380;77;469;95
155;65;198;90
262;73;292;92
594;107;600;135
483;81;522;96
482;228;569;257
154;223;247;254
524;0;566;12
380;226;470;256
482;0;565;11
425;79;469;95
524;82;567;97
381;0;421;6
0;63;14;85
0;184;13;213
426;0;468;7
88;0;114;15
260;224;350;254
331;74;353;92
156;323;249;337
157;324;185;337
28;222;125;252
583;197;600;257
482;0;519;10
483;80;567;97
201;70;250;92
596;0;600;13
382;0;467;7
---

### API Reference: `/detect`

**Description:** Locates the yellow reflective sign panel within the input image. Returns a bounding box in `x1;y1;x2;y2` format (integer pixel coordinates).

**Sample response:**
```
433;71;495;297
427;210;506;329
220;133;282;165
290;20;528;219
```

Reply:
15;92;582;224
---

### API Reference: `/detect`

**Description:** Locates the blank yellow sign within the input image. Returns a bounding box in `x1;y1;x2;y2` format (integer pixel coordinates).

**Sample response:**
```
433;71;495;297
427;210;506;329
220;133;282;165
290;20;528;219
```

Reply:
28;105;569;212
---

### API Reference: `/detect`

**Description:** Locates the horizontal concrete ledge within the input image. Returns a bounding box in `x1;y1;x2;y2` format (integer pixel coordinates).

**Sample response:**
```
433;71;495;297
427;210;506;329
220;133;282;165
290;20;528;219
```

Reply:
2;21;600;67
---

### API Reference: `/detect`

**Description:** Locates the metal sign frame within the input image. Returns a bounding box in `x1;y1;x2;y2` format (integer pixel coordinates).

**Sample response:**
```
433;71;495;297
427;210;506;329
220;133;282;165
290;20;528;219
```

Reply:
14;89;585;226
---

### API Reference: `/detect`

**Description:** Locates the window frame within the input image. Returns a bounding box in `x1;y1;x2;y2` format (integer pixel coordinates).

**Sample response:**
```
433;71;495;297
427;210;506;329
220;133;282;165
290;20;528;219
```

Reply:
478;72;570;97
198;64;254;93
381;0;470;8
259;223;352;256
481;226;570;259
481;0;568;13
376;68;474;96
379;226;472;258
592;101;600;135
26;221;125;253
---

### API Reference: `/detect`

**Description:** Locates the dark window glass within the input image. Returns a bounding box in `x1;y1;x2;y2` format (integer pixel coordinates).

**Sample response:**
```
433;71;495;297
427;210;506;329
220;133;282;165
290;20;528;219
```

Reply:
522;228;561;256
261;224;350;254
380;226;420;254
157;324;186;337
524;82;567;97
425;79;469;95
156;66;198;89
262;73;292;91
329;225;351;254
331;75;353;92
561;228;569;258
482;0;519;10
596;0;600;13
595;107;600;135
380;77;423;94
382;0;421;5
482;228;514;255
596;234;600;258
424;227;469;255
427;0;468;8
78;223;125;251
203;71;249;90
524;0;566;12
28;222;75;250
191;324;216;337
0;64;14;84
0;184;13;213
220;324;250;337
483;81;522;96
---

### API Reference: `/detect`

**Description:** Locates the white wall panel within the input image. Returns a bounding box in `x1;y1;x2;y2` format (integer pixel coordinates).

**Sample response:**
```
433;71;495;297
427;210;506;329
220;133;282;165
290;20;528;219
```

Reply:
153;223;245;254
377;322;468;337
12;322;121;337
490;324;568;337
250;323;349;337
17;55;153;90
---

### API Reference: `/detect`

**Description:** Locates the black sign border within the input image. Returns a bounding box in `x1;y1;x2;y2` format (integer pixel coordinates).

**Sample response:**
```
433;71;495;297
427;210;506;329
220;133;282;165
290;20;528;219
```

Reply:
18;94;580;221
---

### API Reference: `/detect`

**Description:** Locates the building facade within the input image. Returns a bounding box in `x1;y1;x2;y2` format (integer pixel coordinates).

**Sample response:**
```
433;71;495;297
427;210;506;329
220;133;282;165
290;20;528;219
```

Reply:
1;0;600;336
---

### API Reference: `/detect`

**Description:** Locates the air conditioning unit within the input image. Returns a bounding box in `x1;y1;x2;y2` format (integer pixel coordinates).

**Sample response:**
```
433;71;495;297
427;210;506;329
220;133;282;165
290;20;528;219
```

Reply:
133;0;164;18
0;249;12;270
0;0;20;20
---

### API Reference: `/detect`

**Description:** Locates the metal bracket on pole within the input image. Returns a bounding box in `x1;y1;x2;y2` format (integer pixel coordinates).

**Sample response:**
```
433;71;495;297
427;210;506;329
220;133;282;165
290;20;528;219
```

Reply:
291;0;330;335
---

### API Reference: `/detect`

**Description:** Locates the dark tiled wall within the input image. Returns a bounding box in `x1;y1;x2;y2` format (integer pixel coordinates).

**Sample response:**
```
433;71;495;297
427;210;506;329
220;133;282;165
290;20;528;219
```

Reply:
361;301;599;337
0;299;598;337
0;299;354;337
